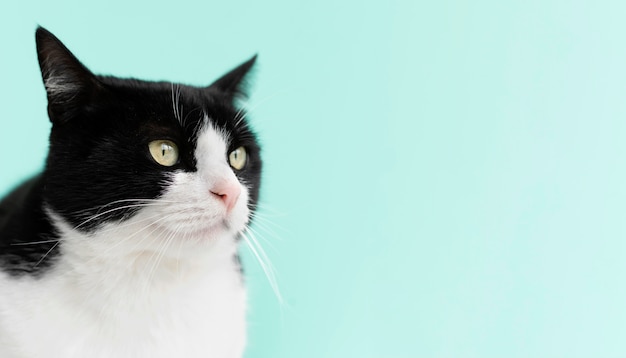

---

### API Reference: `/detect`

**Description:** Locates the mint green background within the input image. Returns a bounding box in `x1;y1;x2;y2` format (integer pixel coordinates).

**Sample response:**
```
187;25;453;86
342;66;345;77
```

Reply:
2;1;626;357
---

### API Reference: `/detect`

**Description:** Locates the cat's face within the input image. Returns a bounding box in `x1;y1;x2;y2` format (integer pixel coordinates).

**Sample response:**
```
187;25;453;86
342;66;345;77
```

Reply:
36;28;261;254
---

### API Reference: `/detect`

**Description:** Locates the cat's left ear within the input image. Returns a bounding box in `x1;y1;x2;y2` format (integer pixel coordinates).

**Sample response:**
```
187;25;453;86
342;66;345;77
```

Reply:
36;26;99;124
208;55;257;102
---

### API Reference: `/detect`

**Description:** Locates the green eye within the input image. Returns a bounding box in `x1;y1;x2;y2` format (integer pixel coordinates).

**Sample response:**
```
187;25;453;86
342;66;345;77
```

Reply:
229;147;247;170
148;140;179;167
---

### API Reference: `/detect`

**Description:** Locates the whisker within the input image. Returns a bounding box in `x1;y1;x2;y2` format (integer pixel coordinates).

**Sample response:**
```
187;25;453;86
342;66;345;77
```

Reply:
88;215;165;257
183;107;202;133
175;224;187;280
233;87;292;128
32;241;60;270
171;83;182;124
240;227;283;304
250;213;290;236
11;239;61;246
73;202;172;230
55;215;168;280
141;223;180;296
84;212;163;236
71;198;182;218
251;202;289;215
246;226;279;252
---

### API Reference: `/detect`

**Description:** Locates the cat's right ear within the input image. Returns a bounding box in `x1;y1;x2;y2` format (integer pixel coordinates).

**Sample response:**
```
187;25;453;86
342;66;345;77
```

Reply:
36;27;98;124
208;55;257;103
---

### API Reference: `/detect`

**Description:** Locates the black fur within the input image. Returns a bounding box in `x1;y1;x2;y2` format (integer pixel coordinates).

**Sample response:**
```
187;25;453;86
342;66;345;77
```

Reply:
0;176;59;276
0;27;261;277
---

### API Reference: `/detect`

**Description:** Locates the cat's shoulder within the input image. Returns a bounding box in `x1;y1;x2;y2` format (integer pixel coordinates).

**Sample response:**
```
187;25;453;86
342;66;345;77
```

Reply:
0;175;43;213
0;175;44;234
0;175;60;276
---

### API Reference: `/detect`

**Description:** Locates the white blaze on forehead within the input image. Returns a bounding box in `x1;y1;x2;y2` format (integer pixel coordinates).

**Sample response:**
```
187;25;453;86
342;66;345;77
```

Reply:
152;117;249;237
194;117;233;178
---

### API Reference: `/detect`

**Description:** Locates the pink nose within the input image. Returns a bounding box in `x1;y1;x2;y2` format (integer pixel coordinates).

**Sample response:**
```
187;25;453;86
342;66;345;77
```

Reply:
210;180;241;212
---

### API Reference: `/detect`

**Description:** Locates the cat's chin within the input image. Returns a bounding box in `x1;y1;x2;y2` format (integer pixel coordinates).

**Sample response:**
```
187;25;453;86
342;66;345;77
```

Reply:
174;225;228;241
158;219;243;242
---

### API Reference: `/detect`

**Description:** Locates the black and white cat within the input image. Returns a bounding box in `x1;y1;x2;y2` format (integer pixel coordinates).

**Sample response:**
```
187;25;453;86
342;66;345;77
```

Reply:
0;27;261;358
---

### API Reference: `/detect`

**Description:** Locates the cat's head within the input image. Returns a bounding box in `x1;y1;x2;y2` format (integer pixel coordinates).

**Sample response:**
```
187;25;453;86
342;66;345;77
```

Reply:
36;27;261;256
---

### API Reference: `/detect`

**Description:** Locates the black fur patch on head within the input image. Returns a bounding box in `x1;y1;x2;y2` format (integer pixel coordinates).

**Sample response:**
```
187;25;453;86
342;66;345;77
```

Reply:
0;27;262;276
36;27;262;231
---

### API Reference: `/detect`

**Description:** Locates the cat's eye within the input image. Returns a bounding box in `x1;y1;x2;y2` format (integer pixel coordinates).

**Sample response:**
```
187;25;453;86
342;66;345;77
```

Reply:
228;147;247;170
148;140;179;167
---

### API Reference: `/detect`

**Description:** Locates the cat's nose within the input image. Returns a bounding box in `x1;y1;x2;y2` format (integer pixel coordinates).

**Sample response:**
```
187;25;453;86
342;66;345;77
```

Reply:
210;180;241;212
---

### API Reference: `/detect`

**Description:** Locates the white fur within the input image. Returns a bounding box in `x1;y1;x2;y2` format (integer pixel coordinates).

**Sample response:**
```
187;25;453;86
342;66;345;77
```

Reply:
0;123;249;358
43;74;81;100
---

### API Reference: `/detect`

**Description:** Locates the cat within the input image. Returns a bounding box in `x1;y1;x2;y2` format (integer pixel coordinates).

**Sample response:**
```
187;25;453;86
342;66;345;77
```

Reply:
0;27;261;358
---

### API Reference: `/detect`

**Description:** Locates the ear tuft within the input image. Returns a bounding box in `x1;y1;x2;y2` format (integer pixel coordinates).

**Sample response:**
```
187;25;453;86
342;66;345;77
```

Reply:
209;55;257;102
36;26;96;122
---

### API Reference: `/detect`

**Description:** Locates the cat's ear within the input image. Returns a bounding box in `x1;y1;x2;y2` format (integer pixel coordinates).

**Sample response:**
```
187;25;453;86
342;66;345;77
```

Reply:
36;27;98;123
208;55;257;101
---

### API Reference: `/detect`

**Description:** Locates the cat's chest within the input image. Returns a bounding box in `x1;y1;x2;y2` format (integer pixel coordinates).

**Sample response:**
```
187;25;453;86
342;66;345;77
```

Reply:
0;241;247;358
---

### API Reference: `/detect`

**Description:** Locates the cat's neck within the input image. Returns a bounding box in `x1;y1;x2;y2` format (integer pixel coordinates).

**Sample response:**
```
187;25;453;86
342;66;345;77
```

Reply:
47;208;242;305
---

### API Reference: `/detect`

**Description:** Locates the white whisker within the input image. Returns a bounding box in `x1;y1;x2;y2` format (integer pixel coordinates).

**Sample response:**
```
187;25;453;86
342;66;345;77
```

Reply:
11;239;61;246
240;227;283;304
250;213;290;237
171;83;182;124
32;241;60;270
73;202;172;230
246;226;279;253
141;222;181;297
233;87;291;128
